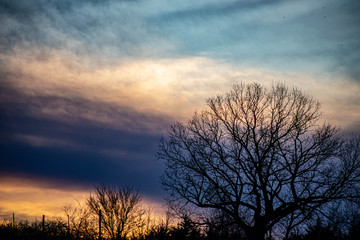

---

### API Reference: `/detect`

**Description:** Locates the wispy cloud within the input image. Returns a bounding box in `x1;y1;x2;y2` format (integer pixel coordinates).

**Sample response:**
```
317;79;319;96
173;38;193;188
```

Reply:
1;0;359;80
1;46;359;135
1;48;240;131
147;0;360;81
14;134;83;149
0;0;173;62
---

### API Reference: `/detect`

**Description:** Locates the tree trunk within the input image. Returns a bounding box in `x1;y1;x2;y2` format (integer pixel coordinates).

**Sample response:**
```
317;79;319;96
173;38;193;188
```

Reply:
247;225;266;240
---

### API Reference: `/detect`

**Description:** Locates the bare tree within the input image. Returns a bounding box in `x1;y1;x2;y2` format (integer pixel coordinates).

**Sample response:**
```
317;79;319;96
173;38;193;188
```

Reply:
87;184;146;240
158;83;360;240
63;201;96;240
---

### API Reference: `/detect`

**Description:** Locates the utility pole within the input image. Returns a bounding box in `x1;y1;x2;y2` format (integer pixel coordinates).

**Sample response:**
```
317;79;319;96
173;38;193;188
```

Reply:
67;214;70;240
99;210;102;240
42;215;45;240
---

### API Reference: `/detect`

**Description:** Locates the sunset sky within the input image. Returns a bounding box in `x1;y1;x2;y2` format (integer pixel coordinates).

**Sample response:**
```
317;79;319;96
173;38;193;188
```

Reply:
1;0;360;221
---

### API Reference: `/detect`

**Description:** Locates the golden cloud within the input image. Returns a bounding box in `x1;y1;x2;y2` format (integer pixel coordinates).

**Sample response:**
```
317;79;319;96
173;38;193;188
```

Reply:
0;177;89;220
2;47;359;133
0;176;165;222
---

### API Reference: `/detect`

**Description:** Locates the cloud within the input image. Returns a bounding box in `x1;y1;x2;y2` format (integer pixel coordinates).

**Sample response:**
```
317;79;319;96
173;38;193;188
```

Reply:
0;174;90;219
147;0;360;81
1;47;244;129
1;86;173;136
13;134;83;149
0;0;173;62
0;175;166;221
1;45;359;136
1;0;359;81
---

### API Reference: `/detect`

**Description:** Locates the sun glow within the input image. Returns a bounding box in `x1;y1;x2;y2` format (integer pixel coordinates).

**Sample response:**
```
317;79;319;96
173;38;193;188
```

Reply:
0;176;89;221
0;176;165;223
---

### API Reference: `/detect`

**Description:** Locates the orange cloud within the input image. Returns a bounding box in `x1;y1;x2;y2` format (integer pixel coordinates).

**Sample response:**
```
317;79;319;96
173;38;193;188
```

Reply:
0;177;89;221
0;176;166;222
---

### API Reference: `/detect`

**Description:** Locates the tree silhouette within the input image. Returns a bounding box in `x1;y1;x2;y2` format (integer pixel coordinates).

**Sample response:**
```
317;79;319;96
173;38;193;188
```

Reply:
63;202;96;240
169;215;203;240
87;184;146;240
158;83;360;240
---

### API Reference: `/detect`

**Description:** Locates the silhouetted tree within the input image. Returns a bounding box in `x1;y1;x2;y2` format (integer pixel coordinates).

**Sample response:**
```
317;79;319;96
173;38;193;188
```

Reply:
204;209;246;240
63;202;96;240
145;207;174;240
169;215;204;240
87;184;146;240
304;218;340;240
146;223;170;240
158;83;360;240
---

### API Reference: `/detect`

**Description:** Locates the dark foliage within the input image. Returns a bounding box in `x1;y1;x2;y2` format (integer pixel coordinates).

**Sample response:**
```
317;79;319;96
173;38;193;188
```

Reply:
1;209;360;240
0;219;68;240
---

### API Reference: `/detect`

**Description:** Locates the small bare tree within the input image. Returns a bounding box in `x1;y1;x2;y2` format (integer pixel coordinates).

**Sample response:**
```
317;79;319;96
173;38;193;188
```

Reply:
63;201;96;239
158;82;360;240
87;184;146;240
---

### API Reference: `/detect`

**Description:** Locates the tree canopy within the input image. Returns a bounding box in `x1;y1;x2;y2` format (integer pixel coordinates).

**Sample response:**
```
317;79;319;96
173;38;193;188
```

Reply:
158;82;360;240
87;184;146;240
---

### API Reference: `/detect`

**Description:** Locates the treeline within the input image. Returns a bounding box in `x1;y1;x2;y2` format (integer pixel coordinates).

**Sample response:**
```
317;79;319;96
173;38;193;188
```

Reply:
1;212;360;240
1;184;360;240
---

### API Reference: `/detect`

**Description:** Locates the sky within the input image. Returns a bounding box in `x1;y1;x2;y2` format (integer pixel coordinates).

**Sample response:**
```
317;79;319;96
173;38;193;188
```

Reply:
1;0;360;221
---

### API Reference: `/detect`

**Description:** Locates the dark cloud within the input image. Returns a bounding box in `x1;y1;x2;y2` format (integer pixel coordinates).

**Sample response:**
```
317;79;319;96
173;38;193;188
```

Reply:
0;139;163;195
0;78;173;133
0;84;169;197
